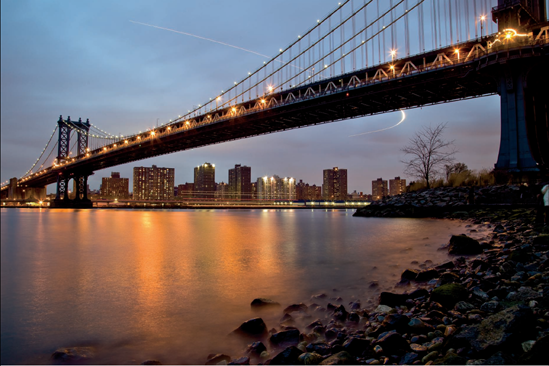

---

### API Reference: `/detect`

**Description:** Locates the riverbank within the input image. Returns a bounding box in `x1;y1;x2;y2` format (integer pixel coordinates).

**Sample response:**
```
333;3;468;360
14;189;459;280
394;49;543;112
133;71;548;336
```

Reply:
195;204;548;364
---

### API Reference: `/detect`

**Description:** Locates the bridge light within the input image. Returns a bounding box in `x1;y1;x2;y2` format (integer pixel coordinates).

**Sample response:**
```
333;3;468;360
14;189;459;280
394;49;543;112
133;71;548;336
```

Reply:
167;127;171;131
113;144;117;147
103;147;107;151
268;86;273;92
150;131;156;136
480;15;486;21
232;107;237;112
137;136;141;140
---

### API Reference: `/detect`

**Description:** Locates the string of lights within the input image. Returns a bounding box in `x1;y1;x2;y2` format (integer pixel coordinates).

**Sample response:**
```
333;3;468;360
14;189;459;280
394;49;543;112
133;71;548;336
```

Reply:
20;126;58;178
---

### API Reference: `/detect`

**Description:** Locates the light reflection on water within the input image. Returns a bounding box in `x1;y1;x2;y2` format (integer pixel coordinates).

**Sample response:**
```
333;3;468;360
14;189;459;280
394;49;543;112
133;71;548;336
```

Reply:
1;208;476;364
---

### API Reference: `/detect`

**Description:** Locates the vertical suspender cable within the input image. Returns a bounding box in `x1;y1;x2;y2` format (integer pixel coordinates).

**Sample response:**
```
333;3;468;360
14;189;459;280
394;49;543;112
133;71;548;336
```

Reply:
449;0;453;45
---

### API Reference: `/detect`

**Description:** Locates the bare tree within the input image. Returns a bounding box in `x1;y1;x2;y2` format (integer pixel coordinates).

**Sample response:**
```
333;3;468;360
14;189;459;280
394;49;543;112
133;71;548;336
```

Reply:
401;123;457;189
445;162;469;182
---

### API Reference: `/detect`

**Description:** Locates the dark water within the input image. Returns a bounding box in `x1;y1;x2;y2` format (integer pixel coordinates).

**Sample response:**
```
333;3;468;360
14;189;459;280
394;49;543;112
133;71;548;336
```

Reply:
1;208;483;364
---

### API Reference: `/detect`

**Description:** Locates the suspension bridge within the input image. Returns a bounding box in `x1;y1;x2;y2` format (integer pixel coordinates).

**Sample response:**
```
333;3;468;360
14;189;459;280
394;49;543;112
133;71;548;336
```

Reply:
2;0;548;207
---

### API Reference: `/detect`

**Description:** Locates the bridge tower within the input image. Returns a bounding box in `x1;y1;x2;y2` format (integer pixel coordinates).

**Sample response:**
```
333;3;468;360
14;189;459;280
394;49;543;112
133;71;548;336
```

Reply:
491;0;549;180
52;115;93;208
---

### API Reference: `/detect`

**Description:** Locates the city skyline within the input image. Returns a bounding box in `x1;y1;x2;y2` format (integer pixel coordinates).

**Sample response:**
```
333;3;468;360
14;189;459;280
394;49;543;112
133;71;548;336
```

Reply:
1;1;502;195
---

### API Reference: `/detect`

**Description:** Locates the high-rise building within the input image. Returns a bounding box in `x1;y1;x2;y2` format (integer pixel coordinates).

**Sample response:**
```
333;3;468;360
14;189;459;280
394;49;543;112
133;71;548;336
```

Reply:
296;180;322;201
251;182;257;199
389;176;407;196
133;165;175;200
372;178;388;201
101;172;129;199
177;182;194;199
229;164;251;200
194;163;216;199
257;175;296;200
322;167;348;201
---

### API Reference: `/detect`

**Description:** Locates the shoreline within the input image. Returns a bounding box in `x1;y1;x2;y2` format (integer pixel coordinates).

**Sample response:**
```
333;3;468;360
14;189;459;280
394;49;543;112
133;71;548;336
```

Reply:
196;206;548;365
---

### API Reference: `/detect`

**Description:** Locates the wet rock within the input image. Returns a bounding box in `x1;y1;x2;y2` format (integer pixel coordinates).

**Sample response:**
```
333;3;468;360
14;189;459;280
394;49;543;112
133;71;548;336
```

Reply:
251;298;281;309
436;261;456;270
416;269;439;282
228;356;250;365
342;337;370;356
51;347;96;363
399;352;419;365
480;301;500;313
379;292;408;307
270;329;300;348
319;351;355;365
506;286;541;302
231;318;269;339
306;319;323;330
350;301;361;310
283;303;308;314
325;329;337;341
141;360;162;365
401;269;419;281
439;272;460;285
206;354;231;365
520;335;549;364
374;305;394;314
409;344;427;353
430;283;469;308
454;301;475;312
270;346;303;365
483;351;515;365
348;312;360;323
434;352;466;365
376;332;409;353
451;305;535;356
448;235;482;255
332;305;348;322
298;352;324;365
409;288;429;299
311;293;328;300
246;341;267;357
381;313;410;333
306;342;331;356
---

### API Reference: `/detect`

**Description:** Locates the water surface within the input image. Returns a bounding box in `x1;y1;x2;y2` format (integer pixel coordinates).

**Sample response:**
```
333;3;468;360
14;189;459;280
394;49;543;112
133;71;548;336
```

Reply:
1;208;480;364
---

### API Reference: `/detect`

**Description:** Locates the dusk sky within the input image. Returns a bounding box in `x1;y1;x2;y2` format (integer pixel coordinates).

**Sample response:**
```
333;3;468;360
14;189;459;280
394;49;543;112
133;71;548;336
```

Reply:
1;0;502;195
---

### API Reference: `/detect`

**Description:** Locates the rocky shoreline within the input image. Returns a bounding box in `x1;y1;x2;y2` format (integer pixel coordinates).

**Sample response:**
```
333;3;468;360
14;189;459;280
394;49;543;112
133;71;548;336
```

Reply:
195;189;548;365
50;187;549;365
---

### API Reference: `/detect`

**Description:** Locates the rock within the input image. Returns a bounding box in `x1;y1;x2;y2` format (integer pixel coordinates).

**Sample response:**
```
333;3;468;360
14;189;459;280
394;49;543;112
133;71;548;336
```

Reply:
376;332;409;353
448;235;482;255
297;352;324;365
407;318;434;334
246;341;267;357
306;342;331;356
374;305;394;314
283;303;308;314
270;346;303;365
311;293;328;300
434;352;466;365
439;272;460;285
379;292;408;307
228;356;250;365
306;319;323;330
400;352;419;365
451;305;536;356
416;269;439;282
141;360;162;365
251;298;281;309
332;305;348;322
533;234;549;246
480;301;500;313
409;288;429;299
270;329;300;348
51;347;96;362
430;283;469;308
506;286;541;302
319;351;355;365
520;335;549;364
206;354;231;365
483;351;515;365
342;337;370;356
454;301;475;312
436;261;456;270
381;314;410;333
409;344;427;353
231;318;269;339
401;269;419;281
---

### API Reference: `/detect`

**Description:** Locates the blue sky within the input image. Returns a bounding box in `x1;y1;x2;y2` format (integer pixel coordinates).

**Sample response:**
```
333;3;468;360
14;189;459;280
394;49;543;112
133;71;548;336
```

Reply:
1;0;502;194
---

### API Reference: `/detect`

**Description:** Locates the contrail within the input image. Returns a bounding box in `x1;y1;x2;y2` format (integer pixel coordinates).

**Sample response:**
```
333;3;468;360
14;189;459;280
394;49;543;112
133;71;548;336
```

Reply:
131;20;273;60
349;109;406;137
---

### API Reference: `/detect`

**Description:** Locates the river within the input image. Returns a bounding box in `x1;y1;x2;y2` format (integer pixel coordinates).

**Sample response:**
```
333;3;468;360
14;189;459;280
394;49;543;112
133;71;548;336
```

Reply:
0;208;481;364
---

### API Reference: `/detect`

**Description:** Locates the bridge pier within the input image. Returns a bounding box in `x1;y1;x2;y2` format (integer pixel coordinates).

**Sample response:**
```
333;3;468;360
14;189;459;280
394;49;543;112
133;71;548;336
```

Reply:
494;60;548;181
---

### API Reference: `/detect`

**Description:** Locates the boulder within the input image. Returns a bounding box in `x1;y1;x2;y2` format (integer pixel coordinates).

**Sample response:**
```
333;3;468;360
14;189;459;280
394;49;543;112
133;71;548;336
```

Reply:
319;351;355;365
270;346;303;365
297;352;324;365
430;283;469;308
381;314;410;333
51;347;95;363
379;292;408;307
231;318;269;339
401;269;419;281
283;303;308;314
448;235;482;255
342;337;370;357
306;342;331;356
251;298;281;309
376;332;410;353
451;305;536;356
246;341;267;357
332;305;348;322
270;329;300;348
416;269;439;282
206;354;231;365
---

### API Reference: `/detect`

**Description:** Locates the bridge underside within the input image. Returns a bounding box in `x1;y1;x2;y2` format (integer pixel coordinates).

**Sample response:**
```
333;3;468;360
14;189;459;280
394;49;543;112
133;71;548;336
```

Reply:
15;42;549;189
